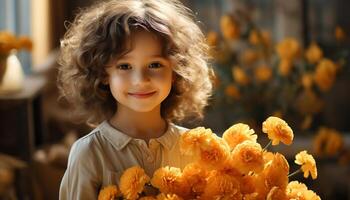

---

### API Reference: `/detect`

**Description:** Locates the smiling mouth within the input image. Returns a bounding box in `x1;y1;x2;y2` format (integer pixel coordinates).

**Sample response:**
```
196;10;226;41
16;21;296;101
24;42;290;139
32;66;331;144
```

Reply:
128;91;156;98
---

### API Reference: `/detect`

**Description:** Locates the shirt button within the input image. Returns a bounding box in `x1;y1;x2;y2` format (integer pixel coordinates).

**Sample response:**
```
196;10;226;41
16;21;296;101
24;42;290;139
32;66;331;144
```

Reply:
146;156;154;163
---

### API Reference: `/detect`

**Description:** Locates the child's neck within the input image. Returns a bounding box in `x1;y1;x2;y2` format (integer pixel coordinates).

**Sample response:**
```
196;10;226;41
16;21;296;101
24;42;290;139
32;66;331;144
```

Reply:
108;105;167;142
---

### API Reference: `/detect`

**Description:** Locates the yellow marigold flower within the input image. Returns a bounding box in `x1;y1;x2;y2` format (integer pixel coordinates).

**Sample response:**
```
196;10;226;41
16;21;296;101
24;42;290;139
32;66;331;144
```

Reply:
231;140;264;174
179;127;214;156
220;15;240;40
206;31;219;47
262;116;294;145
286;181;320;200
278;59;293;76
266;186;287;200
201;170;242;200
240;49;259;66
199;135;230;170
276;38;301;60
254;64;272;82
301;73;314;89
222;123;257;150
314;58;337;92
249;29;271;47
182;163;208;198
225;84;240;99
242;193;259;200
263;153;289;190
151;166;189;196
335;26;346;42
305;42;323;64
295;151;317;179
295;89;324;115
98;185;120;200
313;127;344;157
119;166;150;200
232;66;250;85
156;193;183;200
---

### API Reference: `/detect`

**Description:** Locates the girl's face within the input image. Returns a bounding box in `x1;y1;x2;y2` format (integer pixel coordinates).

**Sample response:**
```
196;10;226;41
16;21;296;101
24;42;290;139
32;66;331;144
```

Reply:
105;30;173;113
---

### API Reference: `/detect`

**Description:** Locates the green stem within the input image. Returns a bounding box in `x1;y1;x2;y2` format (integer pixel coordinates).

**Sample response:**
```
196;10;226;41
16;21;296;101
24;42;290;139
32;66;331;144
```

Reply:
288;169;301;178
263;141;272;151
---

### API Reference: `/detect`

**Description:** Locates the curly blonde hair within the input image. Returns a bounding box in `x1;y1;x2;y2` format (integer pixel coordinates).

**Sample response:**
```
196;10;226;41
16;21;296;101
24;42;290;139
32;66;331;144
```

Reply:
58;0;213;125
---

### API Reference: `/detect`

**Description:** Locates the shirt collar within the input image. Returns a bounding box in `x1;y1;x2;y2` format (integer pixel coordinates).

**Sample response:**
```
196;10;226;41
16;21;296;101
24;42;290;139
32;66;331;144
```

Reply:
99;121;179;151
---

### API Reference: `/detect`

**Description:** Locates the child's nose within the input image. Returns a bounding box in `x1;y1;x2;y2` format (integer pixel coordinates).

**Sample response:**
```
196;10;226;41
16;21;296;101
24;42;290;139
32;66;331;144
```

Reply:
132;69;150;84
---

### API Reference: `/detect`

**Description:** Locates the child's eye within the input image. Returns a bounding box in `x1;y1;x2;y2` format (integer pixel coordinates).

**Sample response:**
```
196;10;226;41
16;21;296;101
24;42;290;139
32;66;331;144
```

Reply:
149;62;163;69
117;64;131;70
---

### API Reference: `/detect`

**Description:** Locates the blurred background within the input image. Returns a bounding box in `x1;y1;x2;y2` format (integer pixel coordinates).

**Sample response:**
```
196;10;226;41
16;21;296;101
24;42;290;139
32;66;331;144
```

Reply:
0;0;349;199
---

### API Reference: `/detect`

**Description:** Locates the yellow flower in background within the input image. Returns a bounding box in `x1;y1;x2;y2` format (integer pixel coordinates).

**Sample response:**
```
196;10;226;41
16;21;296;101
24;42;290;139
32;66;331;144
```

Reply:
266;186;287;200
249;29;271;47
231;140;264;174
239;49;259;66
156;193;183;200
119;166;150;200
278;59;293;76
206;31;219;47
179;127;213;156
220;15;240;40
222;123;257;150
286;181;320;200
151;166;189;196
232;66;250;85
0;31;33;54
98;185;120;200
17;36;33;51
262;117;294;145
301;73;314;89
295;151;318;179
276;38;301;61
254;64;272;82
225;84;241;99
295;89;324;115
335;26;346;42
201;170;242;200
314;58;337;92
305;42;323;64
313;127;344;157
263;153;289;190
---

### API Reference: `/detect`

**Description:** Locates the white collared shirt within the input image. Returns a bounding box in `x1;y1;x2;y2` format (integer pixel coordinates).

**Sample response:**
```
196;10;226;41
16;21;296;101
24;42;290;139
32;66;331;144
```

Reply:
59;121;195;200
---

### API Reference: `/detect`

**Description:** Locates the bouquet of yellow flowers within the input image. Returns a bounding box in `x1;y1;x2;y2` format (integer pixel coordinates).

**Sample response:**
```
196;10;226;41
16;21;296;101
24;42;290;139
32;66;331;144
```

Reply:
98;117;320;200
0;31;32;82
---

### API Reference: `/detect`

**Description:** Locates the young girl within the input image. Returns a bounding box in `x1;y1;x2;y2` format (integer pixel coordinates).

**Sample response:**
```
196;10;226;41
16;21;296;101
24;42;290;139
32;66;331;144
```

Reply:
58;0;213;199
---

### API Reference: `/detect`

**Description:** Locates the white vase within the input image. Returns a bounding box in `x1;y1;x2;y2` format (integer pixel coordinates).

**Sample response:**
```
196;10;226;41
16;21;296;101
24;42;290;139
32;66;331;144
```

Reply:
0;51;25;94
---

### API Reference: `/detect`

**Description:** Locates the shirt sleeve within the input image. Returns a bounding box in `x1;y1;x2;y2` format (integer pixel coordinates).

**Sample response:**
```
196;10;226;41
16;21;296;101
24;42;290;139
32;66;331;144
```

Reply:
59;137;101;200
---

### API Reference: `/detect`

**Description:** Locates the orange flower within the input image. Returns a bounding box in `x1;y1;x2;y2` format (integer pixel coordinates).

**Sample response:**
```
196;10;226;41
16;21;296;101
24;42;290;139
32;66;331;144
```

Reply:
156;193;183;200
314;58;337;92
98;185;120;200
301;73;314;89
232;66;250;85
179;127;214;156
335;26;346;42
206;31;219;47
225;84;240;99
295;151;318;179
231;140;264;174
0;31;18;54
286;181;320;200
263;153;289;190
254;64;272;82
262;117;294;145
313;127;344;157
139;197;157;200
198;136;230;170
222;123;257;150
201;170;242;200
278;59;293;76
266;187;287;200
220;15;240;40
295;89;324;115
249;29;271;47
305;42;323;64
240;49;259;66
151;166;189;196
276;38;301;61
17;36;33;51
119;166;150;200
182;163;208;198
